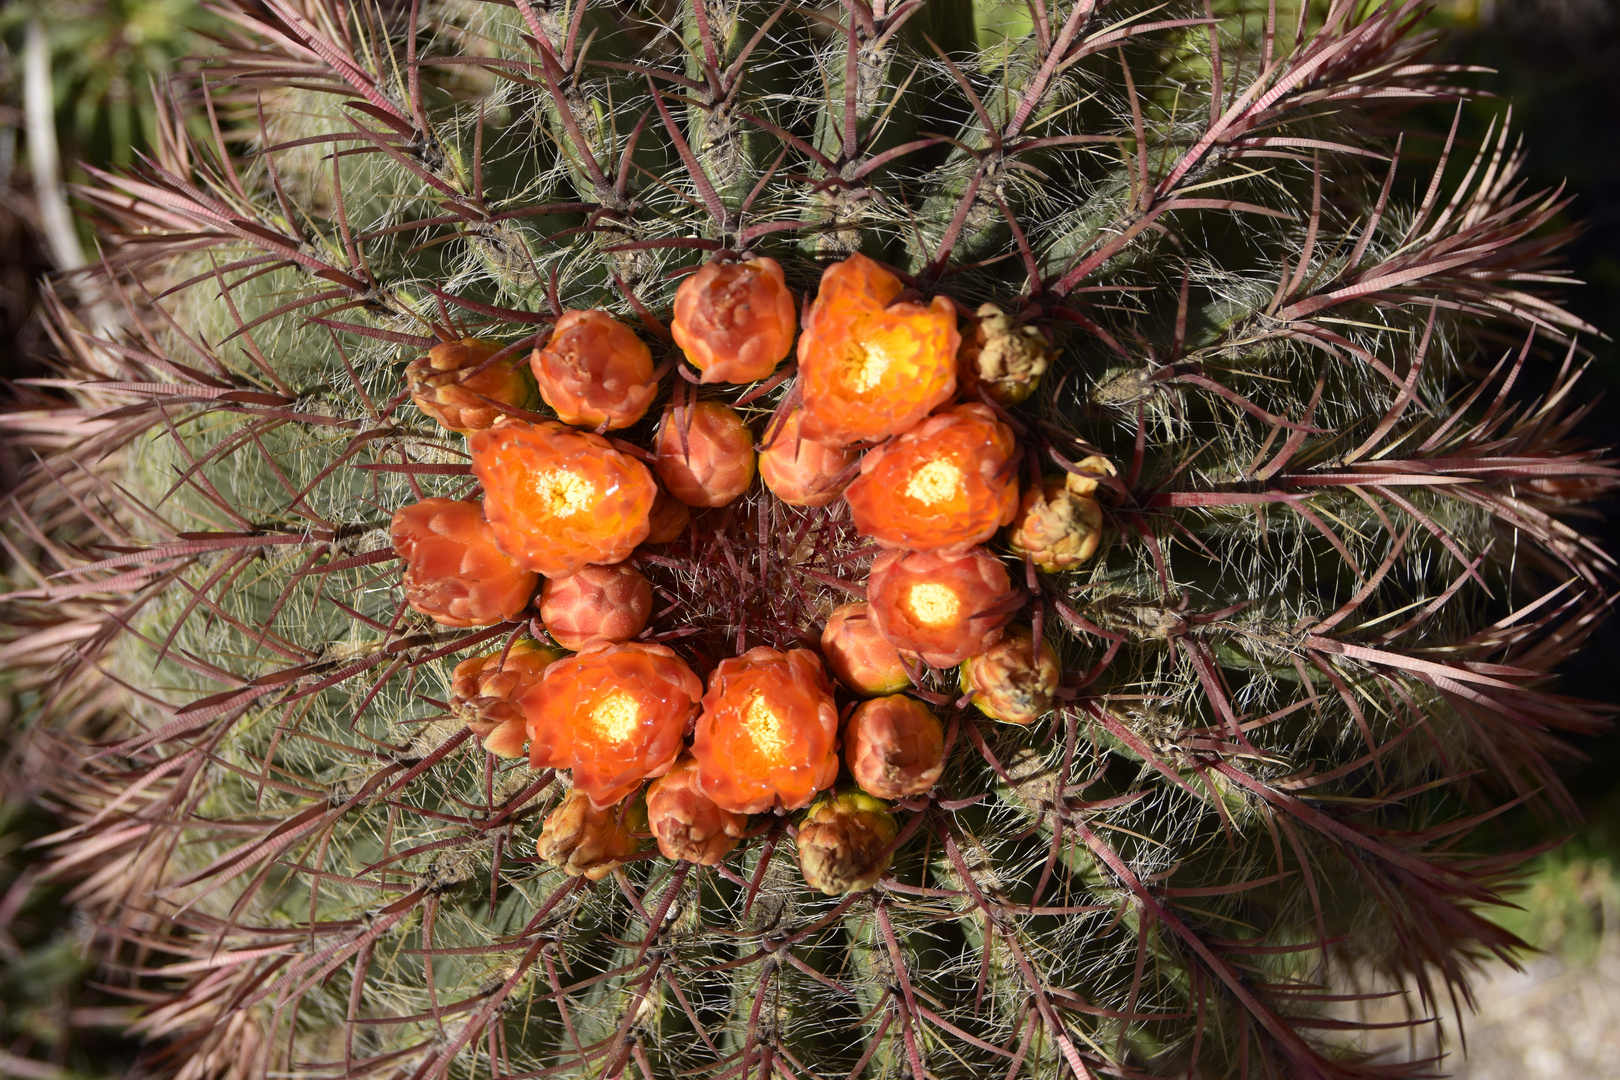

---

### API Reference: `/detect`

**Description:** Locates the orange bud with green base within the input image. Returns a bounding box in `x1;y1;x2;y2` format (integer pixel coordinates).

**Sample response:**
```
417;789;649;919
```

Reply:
471;420;657;578
653;401;756;508
867;547;1019;667
539;563;653;651
844;695;944;800
646;756;747;866
796;790;897;895
844;403;1019;551
452;640;562;757
407;338;537;433
522;641;702;809
820;602;912;696
530;309;657;430
960;625;1060;726
390;498;538;627
758;407;858;508
671;258;797;384
535;788;647;881
693;647;840;815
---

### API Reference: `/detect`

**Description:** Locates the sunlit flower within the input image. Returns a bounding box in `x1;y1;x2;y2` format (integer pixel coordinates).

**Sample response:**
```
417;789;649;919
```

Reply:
471;420;657;578
530;309;657;430
957;303;1051;406
653;401;757;508
390;498;538;627
960;625;1060;726
796;790;897;895
535;788;647;881
539;563;653;651
693;647;839;814
646;756;747;865
867;547;1019;667
407;338;536;433
451;640;562;757
758;407;858;508
522;641;703;809
820;602;912;696
671;257;797;384
844;695;944;799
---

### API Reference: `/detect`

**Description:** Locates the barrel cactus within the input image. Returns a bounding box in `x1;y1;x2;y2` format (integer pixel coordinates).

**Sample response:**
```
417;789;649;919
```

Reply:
3;1;1613;1078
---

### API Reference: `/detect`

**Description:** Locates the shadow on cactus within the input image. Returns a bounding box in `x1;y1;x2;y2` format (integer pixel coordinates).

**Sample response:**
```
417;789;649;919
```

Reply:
2;1;1615;1078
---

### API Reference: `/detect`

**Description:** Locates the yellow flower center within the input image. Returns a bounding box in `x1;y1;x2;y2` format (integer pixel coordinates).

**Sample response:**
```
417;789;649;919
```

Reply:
906;583;961;627
529;468;595;518
904;458;963;506
743;693;788;759
590;690;641;743
843;338;896;394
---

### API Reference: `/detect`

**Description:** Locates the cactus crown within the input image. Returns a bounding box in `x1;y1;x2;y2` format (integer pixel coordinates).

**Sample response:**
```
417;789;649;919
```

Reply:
3;2;1615;1079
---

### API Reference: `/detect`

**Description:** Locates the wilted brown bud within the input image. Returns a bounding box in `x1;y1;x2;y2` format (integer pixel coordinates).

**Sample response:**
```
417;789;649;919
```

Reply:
844;695;945;799
645;756;747;865
796;790;898;895
644;485;692;545
451;639;562;757
535;788;647;881
820;602;912;696
407;338;536;433
539;563;654;651
960;626;1060;726
1008;476;1104;572
958;303;1050;406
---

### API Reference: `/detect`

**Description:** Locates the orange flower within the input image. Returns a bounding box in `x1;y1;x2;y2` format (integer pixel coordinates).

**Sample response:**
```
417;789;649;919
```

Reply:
796;254;959;446
844;403;1019;551
1008;474;1104;572
671;258;797;384
539;563;654;651
535;788;647;881
522;641;702;809
844;695;945;800
692;647;839;814
452;640;562;757
820;602;912;696
960;625;1060;726
407;338;537;433
653;401;757;508
867;547;1019;667
646;756;747;865
390;498;538;627
471;420;656;578
530;310;657;430
758;407;858;508
645;485;692;544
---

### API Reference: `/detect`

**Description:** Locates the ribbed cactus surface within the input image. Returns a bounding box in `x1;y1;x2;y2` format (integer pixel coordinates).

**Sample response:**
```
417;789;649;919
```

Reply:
2;2;1615;1079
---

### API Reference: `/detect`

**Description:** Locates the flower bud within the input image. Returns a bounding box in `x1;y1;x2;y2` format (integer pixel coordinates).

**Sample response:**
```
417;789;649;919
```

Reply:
644;486;692;544
796;790;898;895
957;304;1050;406
407;338;536;433
390;498;538;627
530;310;657;430
866;547;1019;667
451;640;562;757
535;788;646;881
1007;476;1105;573
820;603;912;696
671;257;797;384
646;757;747;865
539;563;653;651
654;401;757;508
759;407;858;508
960;626;1059;726
844;695;944;799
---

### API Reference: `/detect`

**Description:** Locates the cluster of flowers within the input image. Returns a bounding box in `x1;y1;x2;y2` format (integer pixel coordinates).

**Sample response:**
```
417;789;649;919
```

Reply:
388;255;1108;893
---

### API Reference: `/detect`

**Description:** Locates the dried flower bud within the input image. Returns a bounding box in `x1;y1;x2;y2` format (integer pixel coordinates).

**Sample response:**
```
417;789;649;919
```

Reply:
535;788;646;881
644;486;692;544
390;498;538;627
960;626;1060;726
452;640;562;757
867;547;1019;667
843;403;1020;552
471;420;657;578
957;304;1050;406
530;309;657;430
797;254;959;446
646;756;747;865
758;407;858;508
407;338;536;433
844;695;944;799
522;641;702;808
820;602;912;696
671;257;797;384
653;401;757;508
539;563;653;651
693;647;840;814
796;790;898;895
1008;476;1104;572
1063;455;1117;498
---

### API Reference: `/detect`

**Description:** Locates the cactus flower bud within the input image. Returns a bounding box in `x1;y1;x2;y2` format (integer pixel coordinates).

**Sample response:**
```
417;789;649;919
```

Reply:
522;641;702;809
530;309;657;430
451;640;562;757
390;498;538;627
693;647;840;814
535;788;647;881
758;406;858;508
960;626;1060;726
471;420;657;578
844;695;945;799
796;254;959;446
867;547;1019;667
1008;475;1105;572
407;338;537;433
653;401;757;508
671;257;797;384
539;563;653;651
645;756;747;865
796;790;898;895
957;304;1051;406
843;403;1020;552
820;602;912;696
644;486;692;544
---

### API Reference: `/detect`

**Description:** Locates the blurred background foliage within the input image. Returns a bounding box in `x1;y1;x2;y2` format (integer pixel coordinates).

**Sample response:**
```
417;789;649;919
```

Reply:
0;1;1616;1076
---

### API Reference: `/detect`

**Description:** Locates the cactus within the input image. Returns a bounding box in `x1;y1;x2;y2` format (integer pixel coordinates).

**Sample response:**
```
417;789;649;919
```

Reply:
2;2;1616;1078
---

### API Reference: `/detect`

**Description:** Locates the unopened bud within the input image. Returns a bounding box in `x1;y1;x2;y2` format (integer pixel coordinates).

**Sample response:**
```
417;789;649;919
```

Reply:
960;626;1060;726
646;757;747;865
820;602;913;696
958;304;1050;406
539;563;653;651
451;639;562;757
1008;476;1104;572
844;695;945;799
407;338;536;434
535;788;647;881
796;790;898;895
